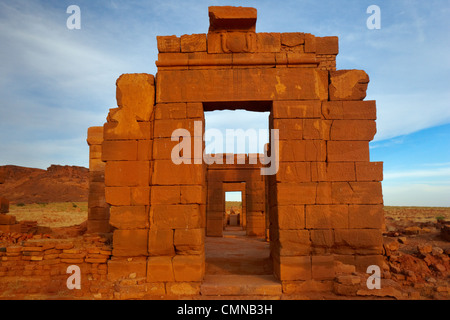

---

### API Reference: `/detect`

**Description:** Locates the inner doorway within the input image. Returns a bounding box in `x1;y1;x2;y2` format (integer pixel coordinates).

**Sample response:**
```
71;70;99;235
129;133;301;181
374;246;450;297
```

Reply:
225;191;243;230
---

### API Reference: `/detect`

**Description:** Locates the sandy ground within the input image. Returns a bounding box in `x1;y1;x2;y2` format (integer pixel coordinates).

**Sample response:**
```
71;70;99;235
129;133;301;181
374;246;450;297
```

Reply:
8;202;88;228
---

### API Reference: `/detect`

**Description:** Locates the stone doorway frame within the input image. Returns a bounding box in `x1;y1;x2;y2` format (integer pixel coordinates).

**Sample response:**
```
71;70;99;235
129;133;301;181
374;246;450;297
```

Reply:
223;183;246;230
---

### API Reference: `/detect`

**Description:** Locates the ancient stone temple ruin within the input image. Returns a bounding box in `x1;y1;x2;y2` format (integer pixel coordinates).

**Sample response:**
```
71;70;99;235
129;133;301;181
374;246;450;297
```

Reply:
85;6;384;296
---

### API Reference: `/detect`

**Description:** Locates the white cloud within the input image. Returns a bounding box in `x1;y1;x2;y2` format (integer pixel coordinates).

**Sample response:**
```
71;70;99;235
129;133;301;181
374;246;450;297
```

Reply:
383;183;450;207
384;166;450;180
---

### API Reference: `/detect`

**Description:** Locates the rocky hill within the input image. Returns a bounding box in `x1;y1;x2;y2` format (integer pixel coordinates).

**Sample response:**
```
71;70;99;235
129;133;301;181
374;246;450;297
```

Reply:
0;165;89;204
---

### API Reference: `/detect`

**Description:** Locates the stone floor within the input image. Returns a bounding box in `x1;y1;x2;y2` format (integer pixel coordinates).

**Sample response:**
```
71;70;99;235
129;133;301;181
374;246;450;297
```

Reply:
202;228;282;298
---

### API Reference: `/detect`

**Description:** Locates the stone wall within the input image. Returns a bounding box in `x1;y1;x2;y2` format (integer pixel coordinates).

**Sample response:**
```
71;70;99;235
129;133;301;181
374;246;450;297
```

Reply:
0;173;16;233
206;154;266;237
0;235;113;299
87;127;110;233
74;5;386;298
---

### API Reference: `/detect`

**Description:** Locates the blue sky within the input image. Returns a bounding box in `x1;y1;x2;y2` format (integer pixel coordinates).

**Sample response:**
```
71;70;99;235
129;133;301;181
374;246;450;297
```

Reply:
0;0;449;206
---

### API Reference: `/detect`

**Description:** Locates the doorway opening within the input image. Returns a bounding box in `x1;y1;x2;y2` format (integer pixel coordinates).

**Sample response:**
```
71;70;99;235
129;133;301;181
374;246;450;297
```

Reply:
203;105;273;279
225;191;243;231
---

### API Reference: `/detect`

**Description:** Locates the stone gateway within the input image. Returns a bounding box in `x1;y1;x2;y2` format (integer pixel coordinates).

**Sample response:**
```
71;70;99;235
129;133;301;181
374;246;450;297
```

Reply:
85;6;384;297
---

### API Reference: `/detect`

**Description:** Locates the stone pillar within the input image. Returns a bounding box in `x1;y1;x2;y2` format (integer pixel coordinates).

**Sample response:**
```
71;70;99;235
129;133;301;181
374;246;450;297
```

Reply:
149;100;207;293
86;126;110;233
102;74;155;283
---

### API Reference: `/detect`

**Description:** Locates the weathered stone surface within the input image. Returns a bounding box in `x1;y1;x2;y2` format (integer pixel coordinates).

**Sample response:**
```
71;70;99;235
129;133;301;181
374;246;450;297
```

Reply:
109;206;148;229
157;35;181;53
181;34;207;52
147;256;175;282
148;229;175;256
329;70;369;101
208;6;257;32
107;258;147;281
112;229;148;257
105;74;155;139
322;101;377;120
172;254;205;282
156;68;328;103
82;5;384;299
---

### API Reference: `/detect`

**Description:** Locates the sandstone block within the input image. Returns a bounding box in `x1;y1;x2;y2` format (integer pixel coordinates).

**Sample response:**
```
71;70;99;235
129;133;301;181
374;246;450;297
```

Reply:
187;103;204;119
151;186;181;204
305;205;349;229
157;35;181;53
329;70;369;101
147;256;175;282
272;119;303;140
152;161;204;185
277;230;311;256
348;205;384;229
130;187;150;205
102;140;138;161
257;33;281;52
137;140;152;161
88;207;110;220
181;34;207;52
148;229;175;256
348;182;383;204
109;206;148;230
318;181;383;205
0;198;10;214
279;140;326;162
104;120;152;141
272;100;321;119
89;158;106;172
151;204;202;229
311;162;356;182
330;120;377;141
312;255;335;280
87;126;104;146
208;6;257;32
310;230;334;251
275;256;311;281
0;214;15;225
172;254;205;282
316;36;339;55
355;162;383;181
112;229;148;257
105;161;150;187
276;183;317;205
281;32;305;47
156;68;328;103
87;220;111;233
327;141;370;162
334;229;383;255
174;228;204;255
154;119;200;138
303;119;332;140
107;74;154;139
105;187;131;206
89;144;102;159
322;101;377;120
107;258;147;281
304;33;316;53
152;138;178;160
181;185;205;204
276;162;311;182
166;282;201;295
154;103;187;120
